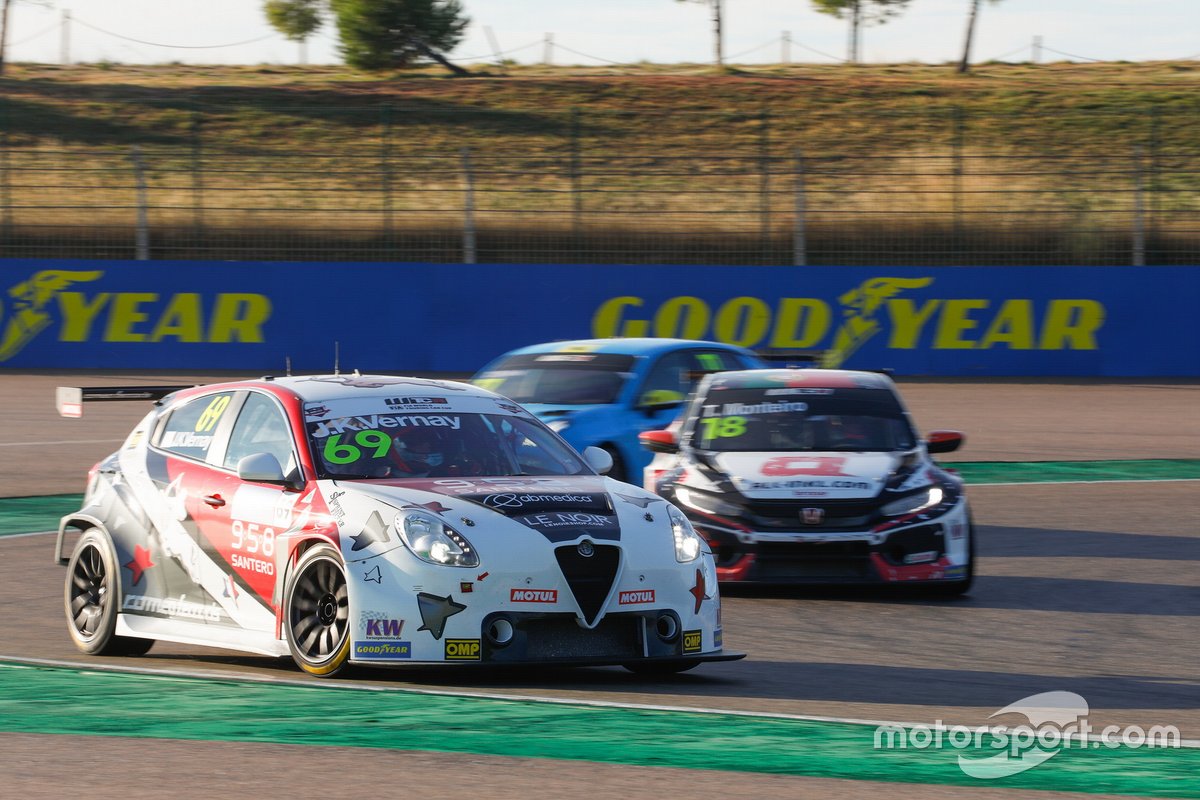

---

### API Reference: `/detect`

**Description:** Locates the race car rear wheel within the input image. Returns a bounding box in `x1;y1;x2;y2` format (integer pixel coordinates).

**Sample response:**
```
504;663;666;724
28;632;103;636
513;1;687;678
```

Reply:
284;544;351;677
64;528;154;656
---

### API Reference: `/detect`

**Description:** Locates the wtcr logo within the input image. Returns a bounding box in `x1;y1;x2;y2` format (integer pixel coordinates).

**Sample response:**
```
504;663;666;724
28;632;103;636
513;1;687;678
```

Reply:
873;691;1181;779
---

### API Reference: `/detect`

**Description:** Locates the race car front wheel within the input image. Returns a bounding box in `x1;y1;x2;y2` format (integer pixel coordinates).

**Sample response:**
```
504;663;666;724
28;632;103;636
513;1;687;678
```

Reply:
64;528;154;656
284;544;351;677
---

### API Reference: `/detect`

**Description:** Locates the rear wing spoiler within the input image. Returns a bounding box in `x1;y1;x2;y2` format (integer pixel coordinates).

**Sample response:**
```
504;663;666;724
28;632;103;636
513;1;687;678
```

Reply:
755;349;828;367
56;385;194;418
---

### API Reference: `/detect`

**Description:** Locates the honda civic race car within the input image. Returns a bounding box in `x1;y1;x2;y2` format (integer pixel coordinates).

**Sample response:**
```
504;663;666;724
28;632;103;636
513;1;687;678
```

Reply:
54;375;739;676
472;338;762;484
639;368;973;593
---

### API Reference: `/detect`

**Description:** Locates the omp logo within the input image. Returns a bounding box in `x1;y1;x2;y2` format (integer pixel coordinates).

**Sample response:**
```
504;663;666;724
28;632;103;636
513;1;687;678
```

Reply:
444;639;482;661
682;630;702;653
0;268;271;362
618;590;655;605
591;280;1104;365
511;588;557;603
365;618;404;638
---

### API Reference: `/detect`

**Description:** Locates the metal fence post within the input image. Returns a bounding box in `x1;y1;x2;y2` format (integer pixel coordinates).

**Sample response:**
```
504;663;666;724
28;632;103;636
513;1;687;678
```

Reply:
953;105;964;240
190;110;204;241
759;108;771;260
130;145;149;260
461;147;476;264
570;108;583;253
382;106;394;254
1133;145;1145;266
793;149;807;266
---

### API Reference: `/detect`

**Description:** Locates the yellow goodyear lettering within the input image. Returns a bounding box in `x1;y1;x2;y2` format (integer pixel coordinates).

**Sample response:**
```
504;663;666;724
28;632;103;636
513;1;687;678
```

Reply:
444;638;482;661
682;630;702;654
591;291;1104;353
54;291;272;344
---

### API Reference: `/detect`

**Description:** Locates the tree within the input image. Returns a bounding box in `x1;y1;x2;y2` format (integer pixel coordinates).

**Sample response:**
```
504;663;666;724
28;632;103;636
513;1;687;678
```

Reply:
331;0;468;74
957;0;1002;74
262;0;470;75
676;0;724;67
810;0;911;64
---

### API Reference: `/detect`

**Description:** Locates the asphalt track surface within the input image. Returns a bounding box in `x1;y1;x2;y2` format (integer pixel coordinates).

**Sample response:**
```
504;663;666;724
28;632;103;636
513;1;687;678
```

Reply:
1;373;1198;798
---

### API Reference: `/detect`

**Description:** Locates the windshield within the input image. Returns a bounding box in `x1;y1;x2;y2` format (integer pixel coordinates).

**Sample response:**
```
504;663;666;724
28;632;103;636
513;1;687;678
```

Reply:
307;410;589;479
473;353;635;405
688;388;916;453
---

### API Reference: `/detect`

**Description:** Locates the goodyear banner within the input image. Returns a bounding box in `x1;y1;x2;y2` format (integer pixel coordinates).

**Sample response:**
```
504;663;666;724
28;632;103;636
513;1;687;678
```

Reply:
0;259;1197;376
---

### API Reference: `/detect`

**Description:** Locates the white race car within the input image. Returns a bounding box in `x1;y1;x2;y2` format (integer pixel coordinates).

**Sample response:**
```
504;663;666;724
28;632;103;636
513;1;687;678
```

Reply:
640;368;974;593
55;375;738;676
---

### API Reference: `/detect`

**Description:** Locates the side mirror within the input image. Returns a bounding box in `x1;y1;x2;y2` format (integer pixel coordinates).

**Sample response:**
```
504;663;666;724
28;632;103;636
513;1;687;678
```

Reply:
926;430;965;454
637;389;685;414
639;429;679;454
237;452;290;485
582;446;613;475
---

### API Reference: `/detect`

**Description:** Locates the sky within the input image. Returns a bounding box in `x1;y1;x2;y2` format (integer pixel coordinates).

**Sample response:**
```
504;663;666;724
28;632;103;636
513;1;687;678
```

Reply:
5;0;1200;68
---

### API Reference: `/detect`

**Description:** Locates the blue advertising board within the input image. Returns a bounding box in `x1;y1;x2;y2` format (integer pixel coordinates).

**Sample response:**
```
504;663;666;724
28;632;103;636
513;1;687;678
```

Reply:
0;259;1196;376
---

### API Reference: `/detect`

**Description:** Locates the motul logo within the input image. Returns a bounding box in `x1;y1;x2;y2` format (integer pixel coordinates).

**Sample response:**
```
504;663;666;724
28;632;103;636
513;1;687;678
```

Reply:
510;588;558;603
618;590;655;605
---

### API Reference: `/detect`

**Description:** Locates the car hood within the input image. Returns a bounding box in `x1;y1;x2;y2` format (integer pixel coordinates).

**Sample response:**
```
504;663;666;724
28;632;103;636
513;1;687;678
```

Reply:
711;451;902;501
325;475;668;556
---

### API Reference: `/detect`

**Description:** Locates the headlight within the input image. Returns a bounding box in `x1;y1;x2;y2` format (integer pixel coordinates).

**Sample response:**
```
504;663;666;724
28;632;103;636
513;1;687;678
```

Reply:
668;504;705;563
546;419;571;433
880;485;944;517
674;486;742;518
395;511;479;567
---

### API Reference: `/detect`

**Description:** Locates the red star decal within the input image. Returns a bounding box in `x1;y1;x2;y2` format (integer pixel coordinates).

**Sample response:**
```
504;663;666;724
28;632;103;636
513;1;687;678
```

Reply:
690;568;707;614
124;545;155;586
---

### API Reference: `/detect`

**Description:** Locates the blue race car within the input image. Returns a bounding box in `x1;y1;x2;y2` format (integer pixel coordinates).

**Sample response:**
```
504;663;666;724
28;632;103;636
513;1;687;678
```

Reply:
472;338;763;483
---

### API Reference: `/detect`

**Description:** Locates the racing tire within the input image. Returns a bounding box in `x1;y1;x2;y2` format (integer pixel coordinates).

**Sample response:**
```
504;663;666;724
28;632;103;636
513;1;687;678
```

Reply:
621;659;701;676
930;521;975;597
602;446;627;484
284;544;351;677
64;528;155;656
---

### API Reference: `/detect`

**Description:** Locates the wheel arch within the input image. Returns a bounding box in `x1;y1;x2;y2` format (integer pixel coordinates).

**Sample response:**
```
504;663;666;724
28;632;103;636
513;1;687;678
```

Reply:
55;513;111;566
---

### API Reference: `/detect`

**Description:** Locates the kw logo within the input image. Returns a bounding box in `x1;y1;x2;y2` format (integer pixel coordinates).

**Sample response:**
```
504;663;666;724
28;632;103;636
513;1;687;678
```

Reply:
823;277;933;368
0;268;272;362
365;618;404;638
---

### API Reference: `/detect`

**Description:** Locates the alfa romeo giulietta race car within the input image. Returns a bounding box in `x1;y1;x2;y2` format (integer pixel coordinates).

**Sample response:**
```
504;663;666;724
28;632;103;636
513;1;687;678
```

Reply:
640;368;973;593
55;375;738;676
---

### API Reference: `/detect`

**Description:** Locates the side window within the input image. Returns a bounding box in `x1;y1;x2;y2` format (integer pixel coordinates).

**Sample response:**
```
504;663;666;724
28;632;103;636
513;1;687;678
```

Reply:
156;392;235;462
637;351;695;406
695;350;746;372
224;393;295;474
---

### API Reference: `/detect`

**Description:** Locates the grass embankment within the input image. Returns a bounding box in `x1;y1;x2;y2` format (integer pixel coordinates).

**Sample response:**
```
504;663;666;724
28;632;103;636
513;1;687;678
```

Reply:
1;61;1198;263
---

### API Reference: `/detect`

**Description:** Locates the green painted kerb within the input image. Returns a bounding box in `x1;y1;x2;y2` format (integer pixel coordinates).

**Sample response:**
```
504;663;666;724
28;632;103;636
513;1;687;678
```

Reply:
950;459;1200;485
0;493;82;536
0;663;1195;796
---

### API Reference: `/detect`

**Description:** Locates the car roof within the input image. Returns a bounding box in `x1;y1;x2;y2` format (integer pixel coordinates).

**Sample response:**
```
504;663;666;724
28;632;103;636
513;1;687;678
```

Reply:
701;368;898;391
177;374;495;405
499;338;751;359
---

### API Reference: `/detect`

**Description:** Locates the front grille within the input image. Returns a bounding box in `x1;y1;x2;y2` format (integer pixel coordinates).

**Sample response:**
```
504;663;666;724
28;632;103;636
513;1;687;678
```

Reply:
752;541;873;580
742;498;878;531
484;612;643;661
555;543;621;626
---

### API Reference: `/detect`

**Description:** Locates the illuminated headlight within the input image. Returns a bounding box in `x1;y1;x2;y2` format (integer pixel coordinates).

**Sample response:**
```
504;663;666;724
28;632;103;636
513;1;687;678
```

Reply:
674;486;742;518
395;511;479;567
668;505;705;563
881;485;944;517
546;419;571;433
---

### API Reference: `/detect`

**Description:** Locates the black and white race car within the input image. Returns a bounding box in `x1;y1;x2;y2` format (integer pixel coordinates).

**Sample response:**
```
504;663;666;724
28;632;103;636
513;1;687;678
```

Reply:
640;368;973;593
54;375;739;676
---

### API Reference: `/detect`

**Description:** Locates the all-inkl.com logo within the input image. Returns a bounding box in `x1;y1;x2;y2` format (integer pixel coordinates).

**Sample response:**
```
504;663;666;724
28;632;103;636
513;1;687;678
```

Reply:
873;691;1181;779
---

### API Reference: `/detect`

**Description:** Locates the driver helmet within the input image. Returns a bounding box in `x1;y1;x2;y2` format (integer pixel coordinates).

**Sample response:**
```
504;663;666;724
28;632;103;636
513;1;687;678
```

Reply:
393;427;447;472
